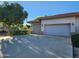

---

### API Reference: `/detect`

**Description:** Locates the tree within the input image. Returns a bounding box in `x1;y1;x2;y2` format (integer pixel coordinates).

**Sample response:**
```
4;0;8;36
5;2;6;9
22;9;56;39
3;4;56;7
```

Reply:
0;2;28;35
0;1;28;25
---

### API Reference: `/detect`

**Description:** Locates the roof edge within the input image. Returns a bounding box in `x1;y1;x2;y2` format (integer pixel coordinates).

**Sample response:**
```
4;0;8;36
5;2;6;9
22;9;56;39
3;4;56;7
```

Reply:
28;12;79;23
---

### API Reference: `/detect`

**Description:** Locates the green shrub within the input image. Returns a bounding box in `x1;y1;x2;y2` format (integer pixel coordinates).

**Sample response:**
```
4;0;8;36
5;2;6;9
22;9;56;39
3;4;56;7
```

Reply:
10;30;28;35
71;34;79;47
9;24;32;35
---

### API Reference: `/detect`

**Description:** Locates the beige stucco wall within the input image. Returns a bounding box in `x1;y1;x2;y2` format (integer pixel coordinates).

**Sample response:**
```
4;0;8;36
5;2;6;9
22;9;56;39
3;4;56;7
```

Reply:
41;17;76;33
31;23;41;34
0;22;4;31
0;22;9;32
75;16;79;33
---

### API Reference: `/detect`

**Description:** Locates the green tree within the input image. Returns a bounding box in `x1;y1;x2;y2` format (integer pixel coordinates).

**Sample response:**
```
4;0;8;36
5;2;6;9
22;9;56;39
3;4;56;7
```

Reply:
0;2;28;35
0;1;28;25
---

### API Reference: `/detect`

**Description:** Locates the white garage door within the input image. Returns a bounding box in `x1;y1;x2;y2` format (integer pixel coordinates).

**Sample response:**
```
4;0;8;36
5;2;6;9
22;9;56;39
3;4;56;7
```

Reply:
44;24;70;36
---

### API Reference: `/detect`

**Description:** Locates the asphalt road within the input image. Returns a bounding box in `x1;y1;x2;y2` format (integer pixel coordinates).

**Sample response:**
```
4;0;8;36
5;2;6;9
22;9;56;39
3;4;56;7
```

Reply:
0;35;73;58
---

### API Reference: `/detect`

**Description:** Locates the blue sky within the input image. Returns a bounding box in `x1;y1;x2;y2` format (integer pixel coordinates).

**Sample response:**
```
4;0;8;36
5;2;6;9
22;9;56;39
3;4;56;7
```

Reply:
0;1;79;24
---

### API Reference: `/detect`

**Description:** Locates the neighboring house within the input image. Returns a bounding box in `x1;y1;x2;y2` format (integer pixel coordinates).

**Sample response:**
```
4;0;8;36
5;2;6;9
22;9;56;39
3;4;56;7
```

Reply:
28;12;79;36
0;22;8;35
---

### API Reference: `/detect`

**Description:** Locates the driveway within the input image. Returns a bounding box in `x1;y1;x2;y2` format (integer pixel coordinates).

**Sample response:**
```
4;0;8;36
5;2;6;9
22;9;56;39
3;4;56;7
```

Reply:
0;35;73;58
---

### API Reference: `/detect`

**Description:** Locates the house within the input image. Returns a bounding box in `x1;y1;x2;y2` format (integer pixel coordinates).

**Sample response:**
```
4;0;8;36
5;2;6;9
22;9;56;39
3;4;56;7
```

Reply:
0;22;8;35
28;12;79;36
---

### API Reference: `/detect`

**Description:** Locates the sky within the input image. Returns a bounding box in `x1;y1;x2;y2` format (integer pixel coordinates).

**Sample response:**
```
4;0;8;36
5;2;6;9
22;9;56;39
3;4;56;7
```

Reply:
0;1;79;25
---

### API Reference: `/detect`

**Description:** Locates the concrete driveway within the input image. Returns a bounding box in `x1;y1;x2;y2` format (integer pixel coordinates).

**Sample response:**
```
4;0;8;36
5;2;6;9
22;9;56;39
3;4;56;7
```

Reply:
0;34;73;58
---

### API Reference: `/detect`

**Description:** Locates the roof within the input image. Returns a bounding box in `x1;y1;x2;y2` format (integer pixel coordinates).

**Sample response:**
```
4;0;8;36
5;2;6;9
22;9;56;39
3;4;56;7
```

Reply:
28;12;79;23
27;18;41;23
28;20;40;23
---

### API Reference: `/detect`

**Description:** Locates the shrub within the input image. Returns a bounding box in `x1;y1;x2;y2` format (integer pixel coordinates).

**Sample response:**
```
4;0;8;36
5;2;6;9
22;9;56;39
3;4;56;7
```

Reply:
71;34;79;47
10;30;28;35
9;24;32;35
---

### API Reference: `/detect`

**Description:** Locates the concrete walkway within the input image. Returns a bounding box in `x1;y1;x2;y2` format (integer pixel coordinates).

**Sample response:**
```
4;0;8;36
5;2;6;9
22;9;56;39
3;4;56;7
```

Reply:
0;35;73;58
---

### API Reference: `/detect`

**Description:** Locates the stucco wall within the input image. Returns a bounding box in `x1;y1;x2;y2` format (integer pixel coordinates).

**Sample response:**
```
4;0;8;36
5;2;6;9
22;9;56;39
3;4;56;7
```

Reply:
75;16;79;33
41;17;76;33
0;23;3;31
0;23;9;32
31;23;41;34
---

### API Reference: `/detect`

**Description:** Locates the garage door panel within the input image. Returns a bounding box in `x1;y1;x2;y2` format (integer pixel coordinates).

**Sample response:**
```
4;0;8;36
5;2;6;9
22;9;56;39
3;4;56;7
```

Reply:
44;24;70;36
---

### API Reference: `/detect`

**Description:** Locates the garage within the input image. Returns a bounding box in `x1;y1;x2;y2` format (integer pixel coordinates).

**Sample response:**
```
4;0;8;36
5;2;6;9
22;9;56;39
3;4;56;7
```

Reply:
43;24;70;36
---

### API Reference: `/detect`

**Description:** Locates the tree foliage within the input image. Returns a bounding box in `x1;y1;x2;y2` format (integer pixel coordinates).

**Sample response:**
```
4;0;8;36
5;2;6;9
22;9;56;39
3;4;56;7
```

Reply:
0;1;28;25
